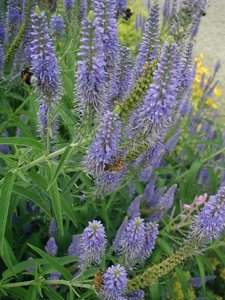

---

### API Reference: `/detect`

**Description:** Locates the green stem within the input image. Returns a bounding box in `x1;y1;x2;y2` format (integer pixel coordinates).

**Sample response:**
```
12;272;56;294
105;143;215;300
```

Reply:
128;241;198;292
0;279;92;290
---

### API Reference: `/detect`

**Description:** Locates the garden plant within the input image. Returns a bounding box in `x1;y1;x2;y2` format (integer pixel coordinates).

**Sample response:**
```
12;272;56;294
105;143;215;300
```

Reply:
0;0;225;299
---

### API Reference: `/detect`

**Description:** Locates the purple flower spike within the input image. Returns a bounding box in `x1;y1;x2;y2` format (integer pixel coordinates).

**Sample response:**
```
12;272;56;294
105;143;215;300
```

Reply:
116;0;128;15
113;218;128;251
68;235;81;257
93;0;118;75
165;130;182;153
0;45;4;78
110;46;132;102
132;2;160;83
80;220;106;265
120;217;146;266
100;264;127;299
159;184;177;210
47;271;60;280
191;186;225;242
142;222;158;259
45;237;57;256
144;175;157;204
30;12;61;140
130;42;180;141
76;17;105;113
0;3;7;45
49;218;56;237
30;12;61;99
6;0;22;39
50;15;65;36
83;111;121;177
127;195;142;218
163;0;170;26
128;290;145;300
64;0;74;13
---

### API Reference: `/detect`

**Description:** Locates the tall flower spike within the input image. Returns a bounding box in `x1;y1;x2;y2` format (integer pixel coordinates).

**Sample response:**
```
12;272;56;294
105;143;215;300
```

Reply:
162;0;170;27
0;2;7;45
100;264;127;299
75;17;105;113
6;0;22;40
119;217;146;266
159;184;177;210
116;0;128;16
130;42;180;142
30;12;61;141
68;235;81;257
142;222;158;259
164;130;182;154
64;0;74;13
131;2;160;83
110;46;132;103
83;111;121;177
127;195;142;218
49;218;56;237
80;220;106;265
50;15;65;36
45;237;57;256
113;218;128;251
191;186;225;242
93;0;119;76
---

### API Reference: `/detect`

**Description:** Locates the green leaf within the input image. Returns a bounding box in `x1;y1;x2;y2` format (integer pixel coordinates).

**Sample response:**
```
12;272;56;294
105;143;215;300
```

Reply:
0;137;43;150
28;244;72;280
3;256;77;280
48;165;64;235
60;194;77;227
47;145;74;190
0;171;15;254
44;287;65;300
1;238;17;276
13;184;51;217
196;256;206;292
26;286;37;300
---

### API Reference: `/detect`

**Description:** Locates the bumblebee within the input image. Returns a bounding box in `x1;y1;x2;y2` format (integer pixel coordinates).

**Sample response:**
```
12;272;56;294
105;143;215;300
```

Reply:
93;269;104;291
104;158;124;173
123;8;133;21
21;67;34;85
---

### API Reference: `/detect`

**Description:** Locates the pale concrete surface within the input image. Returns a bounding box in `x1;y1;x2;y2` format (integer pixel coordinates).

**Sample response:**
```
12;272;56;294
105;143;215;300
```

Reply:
157;0;225;100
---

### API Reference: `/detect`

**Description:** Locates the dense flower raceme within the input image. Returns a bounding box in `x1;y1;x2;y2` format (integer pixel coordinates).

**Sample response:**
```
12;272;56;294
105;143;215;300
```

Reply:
109;45;132;102
128;42;181;143
131;2;160;83
93;0;118;74
50;15;65;36
64;0;74;13
30;12;61;139
100;264;127;299
191;186;225;242
6;0;23;39
114;216;158;267
80;220;106;265
83;111;121;177
116;0;128;16
0;2;7;45
76;17;105;113
45;237;57;256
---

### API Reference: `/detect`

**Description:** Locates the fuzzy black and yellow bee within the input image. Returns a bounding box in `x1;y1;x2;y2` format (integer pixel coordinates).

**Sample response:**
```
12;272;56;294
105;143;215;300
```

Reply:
104;158;124;173
21;67;34;85
93;268;104;291
123;8;133;21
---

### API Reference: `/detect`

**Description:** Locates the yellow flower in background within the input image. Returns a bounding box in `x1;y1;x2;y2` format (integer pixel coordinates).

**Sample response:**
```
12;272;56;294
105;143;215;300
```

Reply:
205;98;219;109
214;87;222;97
192;53;221;112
